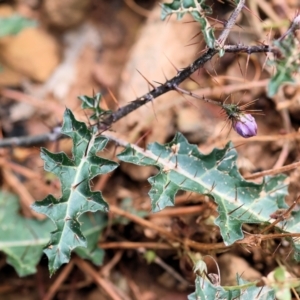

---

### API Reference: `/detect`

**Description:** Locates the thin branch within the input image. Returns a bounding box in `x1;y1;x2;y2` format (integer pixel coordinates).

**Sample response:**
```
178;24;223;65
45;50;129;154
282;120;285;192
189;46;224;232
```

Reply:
0;44;278;149
0;129;64;148
245;161;300;180
217;0;246;48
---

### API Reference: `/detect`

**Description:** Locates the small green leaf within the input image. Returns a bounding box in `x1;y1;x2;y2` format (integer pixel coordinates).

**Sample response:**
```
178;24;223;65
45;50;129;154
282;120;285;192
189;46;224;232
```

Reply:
144;250;156;264
0;14;36;38
32;109;118;275
274;266;286;282
78;93;111;121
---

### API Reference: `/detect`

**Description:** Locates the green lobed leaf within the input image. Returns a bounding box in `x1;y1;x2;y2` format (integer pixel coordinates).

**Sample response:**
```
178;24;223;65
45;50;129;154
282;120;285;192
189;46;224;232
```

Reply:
31;109;118;275
117;133;293;250
160;0;215;48
188;275;275;300
0;14;36;38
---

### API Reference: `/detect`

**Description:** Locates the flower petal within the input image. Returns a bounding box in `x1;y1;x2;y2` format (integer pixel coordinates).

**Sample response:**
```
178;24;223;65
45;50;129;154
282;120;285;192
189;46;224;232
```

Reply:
233;114;257;138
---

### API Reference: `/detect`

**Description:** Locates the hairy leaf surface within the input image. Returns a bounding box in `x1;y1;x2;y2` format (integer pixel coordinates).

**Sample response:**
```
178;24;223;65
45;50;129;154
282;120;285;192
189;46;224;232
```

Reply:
118;133;292;249
31;109;118;275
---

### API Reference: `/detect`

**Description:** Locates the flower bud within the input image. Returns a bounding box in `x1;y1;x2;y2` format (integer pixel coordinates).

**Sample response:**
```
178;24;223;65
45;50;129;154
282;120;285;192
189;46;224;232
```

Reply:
232;114;257;138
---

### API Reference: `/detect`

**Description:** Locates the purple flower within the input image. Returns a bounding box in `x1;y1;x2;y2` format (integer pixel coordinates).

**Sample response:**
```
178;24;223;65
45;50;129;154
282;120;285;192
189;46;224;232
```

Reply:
232;114;257;138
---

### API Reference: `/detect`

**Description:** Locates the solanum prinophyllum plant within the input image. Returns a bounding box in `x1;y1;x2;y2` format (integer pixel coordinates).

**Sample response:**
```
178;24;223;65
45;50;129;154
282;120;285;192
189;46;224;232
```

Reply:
1;1;300;299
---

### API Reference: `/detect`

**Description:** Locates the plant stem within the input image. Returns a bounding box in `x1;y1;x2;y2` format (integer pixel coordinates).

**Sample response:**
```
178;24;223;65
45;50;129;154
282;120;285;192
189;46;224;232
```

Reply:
217;0;246;48
0;44;278;148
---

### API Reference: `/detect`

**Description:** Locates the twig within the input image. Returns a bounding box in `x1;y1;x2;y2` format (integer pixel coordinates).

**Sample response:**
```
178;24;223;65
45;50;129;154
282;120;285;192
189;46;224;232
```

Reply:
100;45;275;129
244;160;300;180
74;257;124;300
124;0;150;17
109;205;228;252
43;261;74;300
137;248;190;287
149;204;206;218
0;130;64;148
0;88;64;115
99;241;174;250
0;44;278;149
101;250;123;278
119;263;143;300
217;0;246;48
260;199;298;234
2;168;44;219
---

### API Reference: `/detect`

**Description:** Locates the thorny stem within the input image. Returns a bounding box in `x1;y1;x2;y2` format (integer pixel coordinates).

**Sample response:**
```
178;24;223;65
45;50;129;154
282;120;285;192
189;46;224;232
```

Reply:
277;15;300;42
0;45;278;148
217;0;246;48
174;85;222;106
100;47;218;129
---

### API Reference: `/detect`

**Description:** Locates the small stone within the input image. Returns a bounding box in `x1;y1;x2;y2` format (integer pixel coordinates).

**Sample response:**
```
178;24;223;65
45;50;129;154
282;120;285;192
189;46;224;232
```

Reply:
0;27;61;82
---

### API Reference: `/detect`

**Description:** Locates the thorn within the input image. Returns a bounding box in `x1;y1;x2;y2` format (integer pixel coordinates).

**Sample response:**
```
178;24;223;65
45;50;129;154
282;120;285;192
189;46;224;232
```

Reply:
134;129;152;148
153;80;164;85
129;83;139;100
136;69;156;89
179;177;187;186
237;207;250;219
72;177;87;189
245;54;250;82
243;4;263;22
155;151;163;164
255;286;265;299
163;53;179;73
187;30;202;43
204;67;221;86
227;203;245;215
284;248;293;262
272;241;282;257
208;182;217;194
150;99;158;122
193;169;198;178
160;67;169;82
236;55;244;78
179;92;200;110
164;181;171;189
257;207;263;216
107;88;120;109
184;41;202;47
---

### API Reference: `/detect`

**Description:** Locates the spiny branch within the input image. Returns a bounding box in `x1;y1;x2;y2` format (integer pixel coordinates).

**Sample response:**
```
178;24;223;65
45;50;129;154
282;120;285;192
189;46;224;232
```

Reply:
99;44;277;129
0;44;278;148
217;0;245;48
